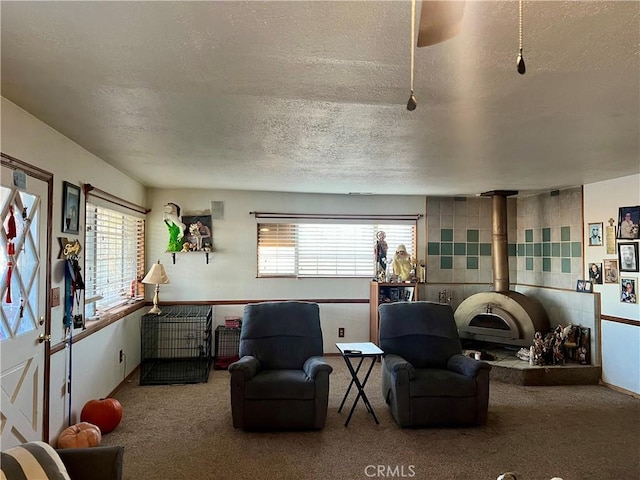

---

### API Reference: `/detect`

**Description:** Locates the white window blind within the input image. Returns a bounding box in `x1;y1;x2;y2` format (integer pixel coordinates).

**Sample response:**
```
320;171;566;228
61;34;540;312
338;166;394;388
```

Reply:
257;222;416;278
85;202;145;316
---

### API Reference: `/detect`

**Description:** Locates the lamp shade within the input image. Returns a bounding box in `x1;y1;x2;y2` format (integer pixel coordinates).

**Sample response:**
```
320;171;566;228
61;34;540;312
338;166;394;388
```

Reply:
142;261;170;285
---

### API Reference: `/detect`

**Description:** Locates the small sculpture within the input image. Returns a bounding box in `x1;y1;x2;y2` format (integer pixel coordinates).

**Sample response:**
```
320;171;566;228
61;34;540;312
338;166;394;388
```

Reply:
392;244;413;282
163;203;185;252
374;231;388;279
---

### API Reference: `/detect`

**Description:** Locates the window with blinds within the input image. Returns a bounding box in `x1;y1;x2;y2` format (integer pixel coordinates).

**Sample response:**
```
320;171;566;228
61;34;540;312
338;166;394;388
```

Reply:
257;222;416;277
84;202;145;317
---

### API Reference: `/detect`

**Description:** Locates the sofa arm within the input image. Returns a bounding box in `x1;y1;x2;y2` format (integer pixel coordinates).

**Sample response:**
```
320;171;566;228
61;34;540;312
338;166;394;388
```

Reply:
303;356;333;379
383;354;415;379
228;355;261;380
57;446;124;480
447;354;492;378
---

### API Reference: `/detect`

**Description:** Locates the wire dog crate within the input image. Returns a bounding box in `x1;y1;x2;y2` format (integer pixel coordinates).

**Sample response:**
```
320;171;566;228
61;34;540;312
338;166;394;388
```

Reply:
214;326;241;370
140;305;212;385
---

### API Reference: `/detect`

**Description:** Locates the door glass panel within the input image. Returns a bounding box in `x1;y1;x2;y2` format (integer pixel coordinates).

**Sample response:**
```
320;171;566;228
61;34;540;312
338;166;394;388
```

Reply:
1;186;40;340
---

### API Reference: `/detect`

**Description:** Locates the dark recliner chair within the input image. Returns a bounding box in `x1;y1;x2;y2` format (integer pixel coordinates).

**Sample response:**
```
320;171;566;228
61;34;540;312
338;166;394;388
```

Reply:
379;301;491;428
228;301;333;430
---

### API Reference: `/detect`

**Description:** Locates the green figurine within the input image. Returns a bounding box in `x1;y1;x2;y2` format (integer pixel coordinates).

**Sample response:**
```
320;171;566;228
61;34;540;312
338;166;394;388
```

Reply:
163;202;185;252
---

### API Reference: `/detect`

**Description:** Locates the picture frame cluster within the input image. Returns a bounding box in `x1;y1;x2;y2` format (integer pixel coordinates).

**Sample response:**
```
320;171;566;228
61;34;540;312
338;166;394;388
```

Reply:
588;206;639;304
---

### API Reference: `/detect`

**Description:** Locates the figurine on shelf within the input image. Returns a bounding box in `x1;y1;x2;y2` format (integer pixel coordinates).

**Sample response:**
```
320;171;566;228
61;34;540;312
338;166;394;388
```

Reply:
163;202;185;252
391;244;413;282
374;230;388;280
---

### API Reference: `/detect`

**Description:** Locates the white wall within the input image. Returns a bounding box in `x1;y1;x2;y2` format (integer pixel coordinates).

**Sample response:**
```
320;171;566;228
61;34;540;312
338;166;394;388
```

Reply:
1;97;146;440
584;174;640;394
145;188;427;351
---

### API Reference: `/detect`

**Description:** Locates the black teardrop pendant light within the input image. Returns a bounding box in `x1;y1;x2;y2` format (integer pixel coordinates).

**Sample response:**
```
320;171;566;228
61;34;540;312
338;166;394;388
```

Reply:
517;0;526;74
407;0;417;110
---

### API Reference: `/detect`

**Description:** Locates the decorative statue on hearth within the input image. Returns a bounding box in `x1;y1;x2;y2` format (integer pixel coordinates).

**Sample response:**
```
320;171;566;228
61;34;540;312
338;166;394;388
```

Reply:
163;202;185;252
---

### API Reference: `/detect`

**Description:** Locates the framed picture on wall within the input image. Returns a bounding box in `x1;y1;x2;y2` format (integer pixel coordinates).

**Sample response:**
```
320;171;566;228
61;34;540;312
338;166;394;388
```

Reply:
617;206;640;239
62;181;80;235
588;262;602;284
620;278;637;304
604;259;619;284
618;242;639;273
588;222;603;246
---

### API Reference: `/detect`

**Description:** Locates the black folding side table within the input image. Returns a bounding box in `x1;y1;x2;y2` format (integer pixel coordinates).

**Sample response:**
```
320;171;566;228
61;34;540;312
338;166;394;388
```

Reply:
336;342;383;427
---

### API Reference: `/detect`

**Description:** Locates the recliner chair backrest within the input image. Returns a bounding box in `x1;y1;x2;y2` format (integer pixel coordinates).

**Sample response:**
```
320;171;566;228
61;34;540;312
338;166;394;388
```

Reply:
379;301;462;368
239;301;323;370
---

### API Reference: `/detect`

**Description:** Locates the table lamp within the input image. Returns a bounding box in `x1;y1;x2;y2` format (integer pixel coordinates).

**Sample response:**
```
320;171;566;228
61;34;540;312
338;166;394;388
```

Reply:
141;260;170;314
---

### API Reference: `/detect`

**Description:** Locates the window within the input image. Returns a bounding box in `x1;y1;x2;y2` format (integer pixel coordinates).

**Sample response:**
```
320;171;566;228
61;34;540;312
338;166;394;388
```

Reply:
84;201;145;318
257;221;416;278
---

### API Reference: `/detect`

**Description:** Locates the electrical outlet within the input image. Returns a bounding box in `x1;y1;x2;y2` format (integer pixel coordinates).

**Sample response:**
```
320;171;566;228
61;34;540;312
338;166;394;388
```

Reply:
51;287;61;307
338;327;345;338
119;350;124;363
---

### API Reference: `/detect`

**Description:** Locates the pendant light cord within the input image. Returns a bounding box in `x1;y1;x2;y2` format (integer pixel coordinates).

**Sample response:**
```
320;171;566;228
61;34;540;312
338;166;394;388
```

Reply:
410;0;415;94
519;0;523;56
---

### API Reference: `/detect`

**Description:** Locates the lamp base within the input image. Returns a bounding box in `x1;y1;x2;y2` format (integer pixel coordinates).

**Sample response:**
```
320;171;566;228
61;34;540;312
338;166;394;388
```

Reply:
148;305;162;315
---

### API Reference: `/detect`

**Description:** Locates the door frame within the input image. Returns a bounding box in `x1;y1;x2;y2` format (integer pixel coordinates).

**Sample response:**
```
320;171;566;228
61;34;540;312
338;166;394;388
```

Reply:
1;152;54;442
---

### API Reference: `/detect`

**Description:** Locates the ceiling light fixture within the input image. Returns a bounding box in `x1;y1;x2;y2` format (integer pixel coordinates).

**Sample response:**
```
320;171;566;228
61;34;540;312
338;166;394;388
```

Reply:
407;0;417;111
517;0;526;74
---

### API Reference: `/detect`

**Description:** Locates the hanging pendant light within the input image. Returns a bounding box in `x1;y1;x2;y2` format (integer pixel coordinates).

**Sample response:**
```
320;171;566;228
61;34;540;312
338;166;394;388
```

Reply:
516;0;526;74
407;0;417;110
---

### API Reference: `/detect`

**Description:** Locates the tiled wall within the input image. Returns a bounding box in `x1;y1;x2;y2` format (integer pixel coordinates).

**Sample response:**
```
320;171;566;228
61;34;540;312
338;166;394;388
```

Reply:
425;196;517;285
425;187;584;290
516;187;584;290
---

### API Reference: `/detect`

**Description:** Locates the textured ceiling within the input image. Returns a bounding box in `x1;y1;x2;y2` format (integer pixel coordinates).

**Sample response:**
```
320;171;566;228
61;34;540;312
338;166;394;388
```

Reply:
1;1;638;196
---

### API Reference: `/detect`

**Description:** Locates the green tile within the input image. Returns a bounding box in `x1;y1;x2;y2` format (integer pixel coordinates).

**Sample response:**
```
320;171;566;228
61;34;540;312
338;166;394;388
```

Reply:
466;229;479;242
561;258;572;273
467;256;479;269
543;257;551;272
454;243;466;255
552;243;561;257
542;242;551;257
561;242;571;258
508;243;516;256
441;256;453;269
517;244;525;256
479;243;492;256
441;229;453;242
526;257;534;271
525;244;533;257
534;243;542;257
428;242;440;255
542;228;551;242
441;242;453;255
571;242;582;257
525;229;533;243
561;226;571;242
467;243;479;255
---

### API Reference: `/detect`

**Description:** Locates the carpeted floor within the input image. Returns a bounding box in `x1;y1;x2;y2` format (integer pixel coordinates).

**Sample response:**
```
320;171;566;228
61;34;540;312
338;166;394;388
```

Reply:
101;357;640;480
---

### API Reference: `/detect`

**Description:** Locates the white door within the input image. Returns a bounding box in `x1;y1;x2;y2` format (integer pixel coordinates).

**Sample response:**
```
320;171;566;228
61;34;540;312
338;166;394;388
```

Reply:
0;163;49;448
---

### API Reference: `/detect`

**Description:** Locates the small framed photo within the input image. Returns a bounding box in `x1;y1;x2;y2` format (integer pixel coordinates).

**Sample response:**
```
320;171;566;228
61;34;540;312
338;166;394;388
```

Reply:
617;206;640;239
604;259;619;284
588;262;602;284
618;242;639;273
62;181;81;234
620;278;637;304
576;279;593;293
588;222;603;246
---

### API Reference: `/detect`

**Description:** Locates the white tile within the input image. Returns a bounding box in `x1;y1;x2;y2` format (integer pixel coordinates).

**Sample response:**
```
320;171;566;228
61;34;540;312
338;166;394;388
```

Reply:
441;215;453;228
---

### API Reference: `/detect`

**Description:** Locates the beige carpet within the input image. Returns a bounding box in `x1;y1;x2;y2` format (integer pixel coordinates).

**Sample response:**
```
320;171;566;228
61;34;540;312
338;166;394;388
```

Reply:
101;357;640;480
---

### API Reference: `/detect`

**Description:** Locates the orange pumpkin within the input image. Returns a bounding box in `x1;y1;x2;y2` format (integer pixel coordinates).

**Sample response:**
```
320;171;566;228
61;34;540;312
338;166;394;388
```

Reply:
80;397;123;434
57;422;102;449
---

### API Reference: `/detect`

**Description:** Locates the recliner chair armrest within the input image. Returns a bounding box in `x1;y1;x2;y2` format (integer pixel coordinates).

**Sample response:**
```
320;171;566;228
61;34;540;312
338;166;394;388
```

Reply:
56;446;124;480
447;354;491;377
383;354;415;379
303;356;333;379
228;355;261;380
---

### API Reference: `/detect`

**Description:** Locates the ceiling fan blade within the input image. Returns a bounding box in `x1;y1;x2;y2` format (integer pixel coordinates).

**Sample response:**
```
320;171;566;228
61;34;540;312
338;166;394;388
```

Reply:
417;0;466;47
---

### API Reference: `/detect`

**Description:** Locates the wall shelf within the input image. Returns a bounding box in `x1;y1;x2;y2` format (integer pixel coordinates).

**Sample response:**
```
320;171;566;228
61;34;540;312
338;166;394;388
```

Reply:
167;251;212;264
